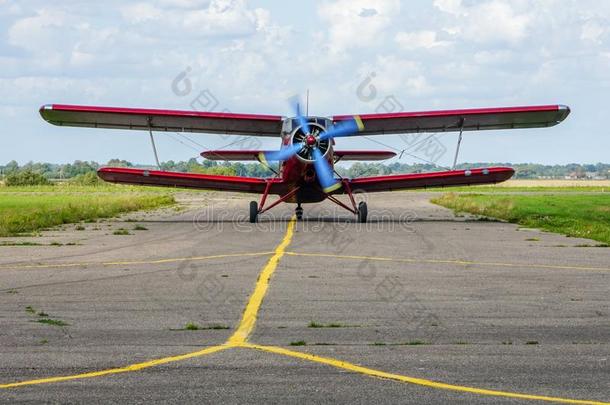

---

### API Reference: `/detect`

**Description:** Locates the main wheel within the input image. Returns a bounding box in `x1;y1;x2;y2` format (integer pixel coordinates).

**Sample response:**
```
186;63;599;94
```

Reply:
295;205;303;220
357;201;368;223
249;201;258;223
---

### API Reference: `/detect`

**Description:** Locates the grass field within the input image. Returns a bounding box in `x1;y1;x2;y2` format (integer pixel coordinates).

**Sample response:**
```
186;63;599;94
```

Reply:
432;193;610;245
423;179;610;193
0;184;175;237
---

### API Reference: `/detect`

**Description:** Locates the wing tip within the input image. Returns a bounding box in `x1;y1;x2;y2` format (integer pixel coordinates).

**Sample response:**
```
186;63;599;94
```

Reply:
39;104;53;120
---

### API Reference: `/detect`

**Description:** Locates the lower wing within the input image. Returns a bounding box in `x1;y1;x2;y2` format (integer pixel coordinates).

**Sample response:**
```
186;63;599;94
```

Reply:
97;168;288;194
344;167;514;193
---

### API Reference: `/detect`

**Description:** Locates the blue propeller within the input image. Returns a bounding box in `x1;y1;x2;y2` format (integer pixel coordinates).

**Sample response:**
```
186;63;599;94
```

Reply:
319;117;364;141
292;99;311;135
259;142;303;165
259;98;364;194
312;146;341;193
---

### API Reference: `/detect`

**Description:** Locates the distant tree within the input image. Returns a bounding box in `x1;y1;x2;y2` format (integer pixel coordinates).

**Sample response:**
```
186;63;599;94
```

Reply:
71;172;102;185
5;170;51;186
106;159;133;167
4;160;19;174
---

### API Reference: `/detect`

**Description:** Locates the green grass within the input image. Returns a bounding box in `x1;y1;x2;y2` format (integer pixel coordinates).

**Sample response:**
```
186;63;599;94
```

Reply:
418;184;610;193
405;340;429;346
37;318;69;327
184;322;200;331
432;193;610;245
174;322;229;331
0;185;174;237
0;241;43;246
201;324;230;330
112;228;131;235
290;340;307;346
308;321;355;328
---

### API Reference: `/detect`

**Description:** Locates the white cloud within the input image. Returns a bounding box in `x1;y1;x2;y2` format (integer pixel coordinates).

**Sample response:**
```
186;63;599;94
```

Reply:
433;0;462;15
2;0;610;164
8;9;68;52
581;19;608;44
395;31;451;50
120;3;163;23
121;0;266;38
434;0;530;45
317;0;400;53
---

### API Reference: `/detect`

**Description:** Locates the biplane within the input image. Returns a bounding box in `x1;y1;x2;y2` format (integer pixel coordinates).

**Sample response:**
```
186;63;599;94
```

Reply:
40;102;570;222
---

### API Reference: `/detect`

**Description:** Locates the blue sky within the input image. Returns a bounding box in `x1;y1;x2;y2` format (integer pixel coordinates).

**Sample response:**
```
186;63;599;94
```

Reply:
1;0;609;166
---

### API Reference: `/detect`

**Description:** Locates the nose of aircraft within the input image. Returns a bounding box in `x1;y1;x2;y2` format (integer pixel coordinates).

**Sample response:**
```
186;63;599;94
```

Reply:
305;134;317;146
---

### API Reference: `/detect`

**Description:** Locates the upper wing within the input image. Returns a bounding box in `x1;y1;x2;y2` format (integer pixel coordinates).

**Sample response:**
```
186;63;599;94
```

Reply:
97;167;288;194
344;167;514;193
333;105;570;135
40;104;283;137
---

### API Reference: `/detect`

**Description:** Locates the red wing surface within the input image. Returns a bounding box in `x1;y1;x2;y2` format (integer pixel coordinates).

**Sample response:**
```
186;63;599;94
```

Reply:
344;167;515;193
40;104;283;136
97;167;289;194
333;105;570;135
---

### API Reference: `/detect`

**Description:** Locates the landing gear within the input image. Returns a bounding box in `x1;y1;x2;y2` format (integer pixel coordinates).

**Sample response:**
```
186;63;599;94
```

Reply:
322;180;368;223
295;203;303;220
357;201;368;223
249;201;258;223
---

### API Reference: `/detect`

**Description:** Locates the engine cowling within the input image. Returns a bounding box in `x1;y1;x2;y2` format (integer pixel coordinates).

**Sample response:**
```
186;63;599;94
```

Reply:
291;122;331;163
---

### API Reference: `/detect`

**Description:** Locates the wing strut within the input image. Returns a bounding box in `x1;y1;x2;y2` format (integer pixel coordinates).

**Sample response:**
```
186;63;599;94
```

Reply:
452;118;465;170
147;118;161;169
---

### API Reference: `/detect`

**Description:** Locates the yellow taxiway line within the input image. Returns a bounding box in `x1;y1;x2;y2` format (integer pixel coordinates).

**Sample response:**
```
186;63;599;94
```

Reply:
245;343;608;405
2;218;608;404
228;218;296;345
0;344;232;389
285;251;610;272
0;221;297;389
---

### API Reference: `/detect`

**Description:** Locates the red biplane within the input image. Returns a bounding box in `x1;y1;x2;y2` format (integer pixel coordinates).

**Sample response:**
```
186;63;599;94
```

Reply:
40;102;570;222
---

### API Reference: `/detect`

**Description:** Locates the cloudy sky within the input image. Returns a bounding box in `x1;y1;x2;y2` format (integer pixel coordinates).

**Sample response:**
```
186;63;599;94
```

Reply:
1;0;609;166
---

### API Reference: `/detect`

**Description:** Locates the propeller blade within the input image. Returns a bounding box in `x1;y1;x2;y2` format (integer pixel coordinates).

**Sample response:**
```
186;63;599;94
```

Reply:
291;98;310;135
319;116;364;141
259;143;303;163
312;147;341;193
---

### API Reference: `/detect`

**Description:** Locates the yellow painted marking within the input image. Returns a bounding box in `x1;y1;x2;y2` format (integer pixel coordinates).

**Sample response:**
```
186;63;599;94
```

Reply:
228;218;296;344
245;344;609;405
0;344;231;389
323;182;342;194
2;219;608;405
0;252;274;271
354;115;364;131
285;252;610;272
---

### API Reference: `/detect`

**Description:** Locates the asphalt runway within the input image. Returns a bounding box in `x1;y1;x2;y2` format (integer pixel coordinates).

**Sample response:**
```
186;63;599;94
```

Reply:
0;192;608;404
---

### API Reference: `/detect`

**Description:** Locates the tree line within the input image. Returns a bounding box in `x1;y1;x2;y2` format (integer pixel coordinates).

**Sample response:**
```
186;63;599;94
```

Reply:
1;159;609;182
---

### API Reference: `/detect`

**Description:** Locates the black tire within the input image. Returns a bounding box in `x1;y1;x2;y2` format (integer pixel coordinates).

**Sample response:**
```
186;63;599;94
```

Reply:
357;201;368;223
295;206;303;220
249;201;258;223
